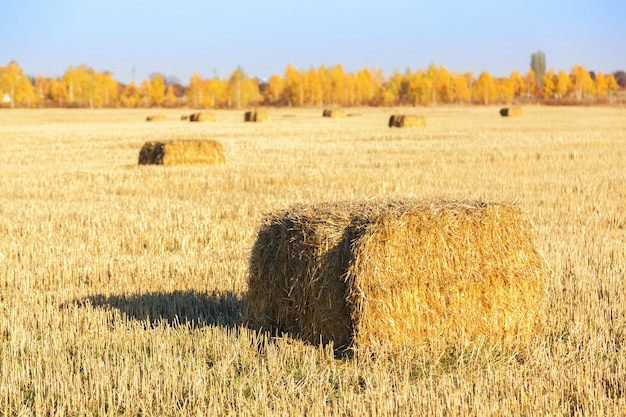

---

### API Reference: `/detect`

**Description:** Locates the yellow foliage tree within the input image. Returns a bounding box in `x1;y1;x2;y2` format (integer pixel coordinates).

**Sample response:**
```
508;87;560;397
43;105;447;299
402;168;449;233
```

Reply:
187;72;203;108
555;70;570;100
452;73;470;104
474;71;497;104
570;65;594;100
1;60;35;107
284;64;304;107
120;81;140;107
264;74;283;105
542;68;557;99
149;74;165;107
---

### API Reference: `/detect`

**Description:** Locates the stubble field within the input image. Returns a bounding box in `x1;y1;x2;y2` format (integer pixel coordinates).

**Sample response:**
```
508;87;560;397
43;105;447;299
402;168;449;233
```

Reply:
1;106;625;415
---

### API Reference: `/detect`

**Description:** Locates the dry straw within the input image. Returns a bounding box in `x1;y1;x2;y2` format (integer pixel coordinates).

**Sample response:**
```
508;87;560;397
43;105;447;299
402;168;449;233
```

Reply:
146;115;167;122
246;198;546;351
389;115;426;128
138;140;225;166
244;110;270;122
500;107;523;117
323;109;346;118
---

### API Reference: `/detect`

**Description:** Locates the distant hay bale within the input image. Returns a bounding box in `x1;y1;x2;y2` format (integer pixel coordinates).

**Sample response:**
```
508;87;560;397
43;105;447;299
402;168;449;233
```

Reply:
146;115;167;122
189;112;216;122
500;107;523;117
181;115;189;121
323;109;346;118
244;110;271;122
255;110;270;122
246;198;546;351
389;115;426;128
138;140;225;166
346;113;362;117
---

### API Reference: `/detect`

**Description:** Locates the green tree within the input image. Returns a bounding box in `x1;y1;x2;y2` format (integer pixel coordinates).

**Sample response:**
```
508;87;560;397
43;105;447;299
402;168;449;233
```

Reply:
530;50;546;89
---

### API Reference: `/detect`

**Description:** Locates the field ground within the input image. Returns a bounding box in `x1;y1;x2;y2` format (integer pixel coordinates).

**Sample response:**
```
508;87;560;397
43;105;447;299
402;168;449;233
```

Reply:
1;106;625;415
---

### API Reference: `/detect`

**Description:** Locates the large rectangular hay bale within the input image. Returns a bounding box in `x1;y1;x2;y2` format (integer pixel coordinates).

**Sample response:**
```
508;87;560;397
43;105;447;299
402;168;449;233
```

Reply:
246;199;545;351
146;115;167;122
500;107;523;117
138;140;225;166
389;115;426;128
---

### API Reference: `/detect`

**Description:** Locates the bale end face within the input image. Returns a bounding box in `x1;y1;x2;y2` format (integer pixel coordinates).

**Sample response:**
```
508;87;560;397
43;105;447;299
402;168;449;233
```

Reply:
246;199;546;352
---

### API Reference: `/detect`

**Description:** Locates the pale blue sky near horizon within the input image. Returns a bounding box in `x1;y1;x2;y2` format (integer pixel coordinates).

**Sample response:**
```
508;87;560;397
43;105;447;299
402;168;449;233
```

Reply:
1;0;624;84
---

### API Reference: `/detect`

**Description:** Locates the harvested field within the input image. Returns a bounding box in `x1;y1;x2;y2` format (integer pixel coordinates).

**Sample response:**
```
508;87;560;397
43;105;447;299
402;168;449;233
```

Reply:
1;106;625;415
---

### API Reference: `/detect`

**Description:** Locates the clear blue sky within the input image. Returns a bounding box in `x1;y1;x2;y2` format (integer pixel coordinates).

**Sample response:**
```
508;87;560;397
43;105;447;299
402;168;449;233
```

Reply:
1;0;624;84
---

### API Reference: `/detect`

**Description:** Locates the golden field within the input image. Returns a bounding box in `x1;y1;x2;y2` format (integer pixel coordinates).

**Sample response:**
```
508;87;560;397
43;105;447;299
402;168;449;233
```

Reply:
0;106;625;415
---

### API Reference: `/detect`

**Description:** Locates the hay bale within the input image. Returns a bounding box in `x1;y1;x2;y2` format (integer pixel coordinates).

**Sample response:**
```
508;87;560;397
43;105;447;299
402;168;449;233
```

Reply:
138;140;225;166
146;115;166;122
244;110;270;122
246;198;545;351
323;109;346;118
255;110;271;122
189;112;216;122
500;107;523;117
389;115;426;128
181;115;189;121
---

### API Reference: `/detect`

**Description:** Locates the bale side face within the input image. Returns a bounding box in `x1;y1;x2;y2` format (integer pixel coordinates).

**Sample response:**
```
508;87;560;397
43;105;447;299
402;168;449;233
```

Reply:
138;140;225;166
246;199;545;351
347;200;544;350
146;115;166;122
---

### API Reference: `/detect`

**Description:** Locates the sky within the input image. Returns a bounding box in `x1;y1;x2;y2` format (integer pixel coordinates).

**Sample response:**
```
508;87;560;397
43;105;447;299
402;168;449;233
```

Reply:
1;0;624;84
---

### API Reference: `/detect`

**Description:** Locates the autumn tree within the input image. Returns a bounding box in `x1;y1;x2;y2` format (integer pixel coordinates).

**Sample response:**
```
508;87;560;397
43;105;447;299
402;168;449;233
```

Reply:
542;68;557;98
524;68;536;98
149;73;165;107
452;73;470;104
498;77;515;103
187;72;203;108
474;71;497;104
0;60;35;107
570;65;594;100
283;64;304;107
555;70;570;100
263;74;283;105
120;81;140;107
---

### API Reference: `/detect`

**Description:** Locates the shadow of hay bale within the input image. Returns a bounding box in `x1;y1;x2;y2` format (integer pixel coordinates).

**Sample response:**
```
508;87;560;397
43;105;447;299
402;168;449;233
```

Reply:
80;290;244;329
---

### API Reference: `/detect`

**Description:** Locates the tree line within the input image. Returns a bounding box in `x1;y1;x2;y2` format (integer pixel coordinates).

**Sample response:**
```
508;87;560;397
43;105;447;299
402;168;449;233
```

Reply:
0;60;623;109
